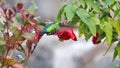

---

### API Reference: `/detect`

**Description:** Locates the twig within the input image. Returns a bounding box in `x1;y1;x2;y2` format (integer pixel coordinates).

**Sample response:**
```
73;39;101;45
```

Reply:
31;42;37;54
18;44;27;57
1;48;10;68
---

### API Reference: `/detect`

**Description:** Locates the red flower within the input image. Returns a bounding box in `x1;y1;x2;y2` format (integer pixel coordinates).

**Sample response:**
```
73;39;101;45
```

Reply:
55;28;77;41
92;33;101;44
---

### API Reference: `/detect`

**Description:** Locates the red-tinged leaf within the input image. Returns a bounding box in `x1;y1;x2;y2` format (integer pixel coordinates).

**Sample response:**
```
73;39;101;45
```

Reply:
22;24;34;32
29;19;37;25
9;25;22;37
35;32;43;41
21;11;27;19
0;7;4;14
5;9;15;19
10;35;25;45
12;6;17;13
16;2;23;11
6;9;13;19
22;32;35;40
4;33;9;41
35;32;39;41
29;15;34;20
28;0;38;14
4;59;15;66
35;25;41;31
55;27;77;41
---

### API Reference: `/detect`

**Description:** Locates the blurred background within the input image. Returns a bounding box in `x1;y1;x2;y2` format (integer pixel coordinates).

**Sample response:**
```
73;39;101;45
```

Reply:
6;0;120;68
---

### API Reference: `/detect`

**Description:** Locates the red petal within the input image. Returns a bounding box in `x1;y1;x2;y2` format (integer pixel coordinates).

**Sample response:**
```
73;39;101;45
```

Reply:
58;32;70;40
66;29;77;41
6;9;15;19
55;30;63;35
55;27;77;41
22;12;27;19
92;33;101;44
35;32;43;41
35;33;39;41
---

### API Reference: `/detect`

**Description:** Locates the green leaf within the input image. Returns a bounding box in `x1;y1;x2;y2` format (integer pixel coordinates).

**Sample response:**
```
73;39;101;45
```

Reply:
78;24;83;37
114;64;120;68
91;17;100;25
22;33;35;40
64;4;77;21
71;15;80;25
104;0;114;7
79;0;85;8
76;9;96;35
0;38;5;46
100;21;112;44
100;9;110;19
112;42;120;61
85;0;100;12
92;1;100;12
0;22;4;31
104;32;117;56
15;13;24;24
116;42;120;59
112;47;118;61
79;22;92;40
109;19;120;37
116;2;120;9
85;0;93;8
0;46;5;56
28;0;38;14
8;22;22;39
98;33;106;41
85;32;92;41
0;32;3;39
112;4;117;11
56;5;67;22
114;10;120;18
72;0;78;4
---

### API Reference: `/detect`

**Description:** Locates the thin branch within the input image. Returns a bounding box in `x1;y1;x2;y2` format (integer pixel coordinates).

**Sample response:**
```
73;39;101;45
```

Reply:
31;42;37;54
1;48;10;68
18;43;27;57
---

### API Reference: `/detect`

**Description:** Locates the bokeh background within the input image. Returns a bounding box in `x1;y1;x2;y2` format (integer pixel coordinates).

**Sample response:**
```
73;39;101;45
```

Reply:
6;0;120;68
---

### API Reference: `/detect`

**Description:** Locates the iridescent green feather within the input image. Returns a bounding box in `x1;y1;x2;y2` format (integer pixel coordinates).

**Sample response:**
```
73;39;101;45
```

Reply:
43;22;60;35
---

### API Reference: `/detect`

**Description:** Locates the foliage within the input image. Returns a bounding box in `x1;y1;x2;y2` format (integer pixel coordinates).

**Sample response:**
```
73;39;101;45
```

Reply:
114;64;120;68
56;0;120;61
0;0;120;68
0;1;41;68
0;0;77;68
